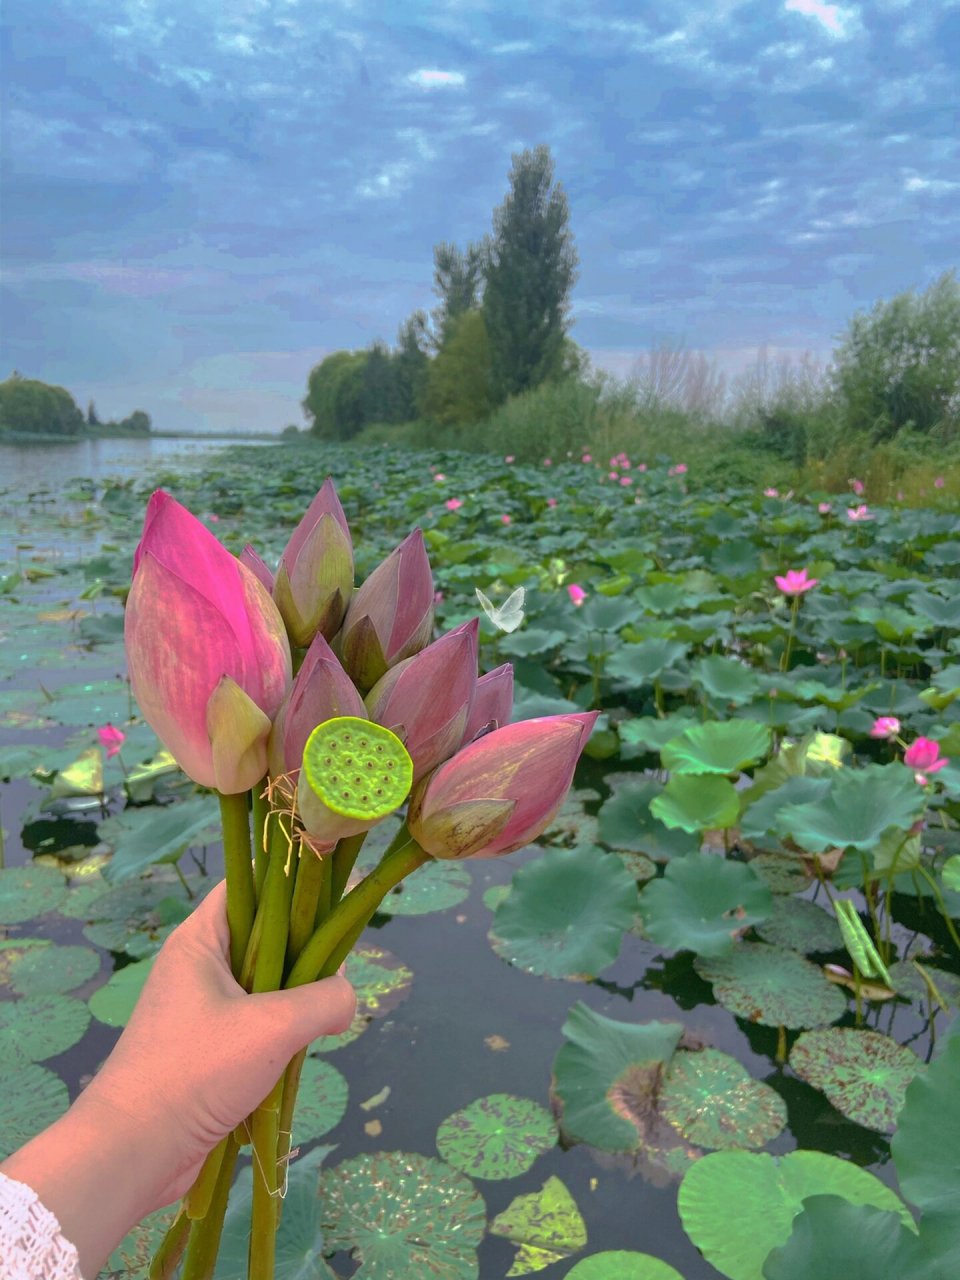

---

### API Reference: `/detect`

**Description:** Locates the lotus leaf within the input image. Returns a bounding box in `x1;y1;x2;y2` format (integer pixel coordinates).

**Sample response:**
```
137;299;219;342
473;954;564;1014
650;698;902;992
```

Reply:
377;858;472;915
754;896;842;954
598;778;699;859
661;720;772;776
618;712;699;758
739;777;832;841
888;959;960;1008
552;1002;683;1152
775;763;925;854
0;863;67;923
81;874;215;952
678;1149;916;1280
89;956;155;1026
312;944;413;1052
942;854;960;893
318;1151;486;1280
606;639;689;684
638;855;772;957
0;938;100;995
48;746;104;799
564;1253;686;1280
692;655;762;705
490;1175;587;1275
746;855;813;895
0;1063;70;1159
98;795;221;882
790;1028;923;1132
107;1207;182;1277
436;1093;556;1179
0;993;91;1064
490;846;637;979
650;775;741;833
762;1196;941;1280
695;944;847;1029
290;1055;348;1145
660;1048;787;1150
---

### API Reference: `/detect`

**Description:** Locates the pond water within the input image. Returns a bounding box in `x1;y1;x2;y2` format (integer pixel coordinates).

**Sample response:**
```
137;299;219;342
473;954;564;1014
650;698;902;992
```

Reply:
0;445;955;1280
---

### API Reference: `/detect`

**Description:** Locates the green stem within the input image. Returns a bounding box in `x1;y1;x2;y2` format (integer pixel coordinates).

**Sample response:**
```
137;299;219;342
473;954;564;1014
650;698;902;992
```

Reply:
329;831;368;906
915;863;960;955
178;1133;240;1280
286;835;431;989
148;1204;191;1278
184;1136;229;1222
286;847;331;970
252;776;270;900
780;596;799;673
218;790;255;979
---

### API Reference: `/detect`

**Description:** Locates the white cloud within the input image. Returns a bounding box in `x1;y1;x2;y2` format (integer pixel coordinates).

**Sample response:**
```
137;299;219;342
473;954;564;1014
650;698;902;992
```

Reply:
784;0;857;38
904;175;960;195
406;68;465;89
490;40;533;54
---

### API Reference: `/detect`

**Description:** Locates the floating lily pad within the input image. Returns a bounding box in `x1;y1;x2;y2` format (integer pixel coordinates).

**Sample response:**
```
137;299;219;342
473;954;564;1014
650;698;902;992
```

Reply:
436;1094;556;1179
776;764;926;854
46;678;133;726
565;1253;686;1280
740;777;832;842
48;746;104;799
98;795;221;882
942;855;960;893
552;1002;683;1152
490;847;638;979
618;851;658;884
311;945;413;1053
0;939;100;995
651;776;741;833
0;993;91;1064
378;859;472;916
0;1063;70;1158
789;1028;922;1133
661;720;772;776
80;873;214;952
660;1049;787;1150
754;896;843;954
887;959;960;1008
88;957;155;1026
891;1028;960;1274
318;1151;486;1279
695;944;847;1029
693;656;763;706
292;1056;349;1145
762;1195;939;1280
746;855;813;896
597;779;699;860
638;855;772;958
678;1149;916;1280
619;712;699;759
490;1175;587;1275
0;863;67;923
483;884;512;912
106;1206;181;1276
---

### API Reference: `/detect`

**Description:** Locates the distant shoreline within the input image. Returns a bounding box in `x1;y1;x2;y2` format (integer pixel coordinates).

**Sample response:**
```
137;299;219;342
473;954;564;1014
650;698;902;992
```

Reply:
0;430;283;444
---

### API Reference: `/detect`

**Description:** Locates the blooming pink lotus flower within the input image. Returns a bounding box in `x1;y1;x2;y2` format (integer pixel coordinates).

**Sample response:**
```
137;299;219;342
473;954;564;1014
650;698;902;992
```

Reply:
582;454;592;463
620;476;632;486
408;711;598;859
338;528;434;693
847;505;873;521
935;476;945;489
904;737;948;785
609;457;620;469
126;491;292;793
98;724;126;759
543;458;552;466
501;514;511;524
434;473;446;481
460;663;513;747
669;463;688;477
774;568;818;596
273;478;354;647
764;488;779;498
568;584;587;606
445;498;463;511
505;456;515;464
365;619;479;782
849;478;865;495
267;632;366;777
818;502;832;515
869;716;901;740
547;497;558;508
239;544;275;594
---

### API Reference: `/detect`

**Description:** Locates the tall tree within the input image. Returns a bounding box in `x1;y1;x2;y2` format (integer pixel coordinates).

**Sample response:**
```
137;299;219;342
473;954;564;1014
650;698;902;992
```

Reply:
481;144;579;404
303;350;368;440
360;339;400;424
393;311;431;420
421;310;493;427
429;241;486;352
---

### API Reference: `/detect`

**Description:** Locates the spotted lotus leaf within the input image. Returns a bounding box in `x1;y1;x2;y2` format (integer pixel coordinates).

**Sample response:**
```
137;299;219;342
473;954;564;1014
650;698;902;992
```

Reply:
435;1093;556;1179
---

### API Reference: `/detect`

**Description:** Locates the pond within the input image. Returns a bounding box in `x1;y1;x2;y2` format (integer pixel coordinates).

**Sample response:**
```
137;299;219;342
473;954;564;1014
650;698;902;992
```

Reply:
0;441;957;1280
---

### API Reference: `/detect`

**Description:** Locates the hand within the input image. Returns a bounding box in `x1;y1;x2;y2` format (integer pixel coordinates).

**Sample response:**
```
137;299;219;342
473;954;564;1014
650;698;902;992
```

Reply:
1;876;356;1276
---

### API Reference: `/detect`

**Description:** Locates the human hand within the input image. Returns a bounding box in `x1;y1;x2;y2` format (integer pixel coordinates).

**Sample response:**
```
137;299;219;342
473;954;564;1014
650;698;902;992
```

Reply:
1;876;355;1276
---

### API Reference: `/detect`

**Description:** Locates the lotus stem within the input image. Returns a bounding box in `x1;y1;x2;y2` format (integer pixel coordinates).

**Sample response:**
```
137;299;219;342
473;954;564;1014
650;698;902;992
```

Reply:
185;1135;229;1221
776;1024;787;1063
286;845;330;968
147;1203;190;1278
218;790;255;979
329;830;367;906
178;1132;240;1280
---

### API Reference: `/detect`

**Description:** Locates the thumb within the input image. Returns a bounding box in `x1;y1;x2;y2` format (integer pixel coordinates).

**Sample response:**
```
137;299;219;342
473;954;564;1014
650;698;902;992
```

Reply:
250;974;357;1057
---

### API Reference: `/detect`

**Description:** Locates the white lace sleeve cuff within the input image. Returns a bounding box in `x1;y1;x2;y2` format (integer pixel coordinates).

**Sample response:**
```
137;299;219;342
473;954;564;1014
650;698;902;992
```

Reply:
0;1171;85;1280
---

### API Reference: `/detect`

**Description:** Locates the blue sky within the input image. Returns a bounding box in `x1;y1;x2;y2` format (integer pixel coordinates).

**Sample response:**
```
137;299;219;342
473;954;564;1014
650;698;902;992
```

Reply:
2;0;958;433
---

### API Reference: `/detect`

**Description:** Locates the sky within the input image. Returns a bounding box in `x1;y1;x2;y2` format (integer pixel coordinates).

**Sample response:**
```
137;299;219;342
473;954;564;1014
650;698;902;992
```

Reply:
1;0;958;434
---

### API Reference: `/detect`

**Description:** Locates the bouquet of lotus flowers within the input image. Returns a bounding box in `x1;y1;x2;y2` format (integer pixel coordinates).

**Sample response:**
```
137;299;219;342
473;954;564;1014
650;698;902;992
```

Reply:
125;481;597;1279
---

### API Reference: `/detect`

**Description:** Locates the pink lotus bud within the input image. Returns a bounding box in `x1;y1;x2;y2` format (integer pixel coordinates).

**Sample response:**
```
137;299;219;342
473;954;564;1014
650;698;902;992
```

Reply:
273;478;354;646
125;491;292;793
338;529;434;693
818;502;832;514
460;663;513;747
268;632;367;777
547;497;558;508
869;716;900;740
504;456;515;464
582;454;592;463
365;619;478;782
567;584;587;606
98;724;126;759
240;544;275;594
774;567;818;595
934;476;945;489
501;513;512;524
408;712;599;860
849;478;865;495
445;498;463;511
904;737;948;776
764;488;779;498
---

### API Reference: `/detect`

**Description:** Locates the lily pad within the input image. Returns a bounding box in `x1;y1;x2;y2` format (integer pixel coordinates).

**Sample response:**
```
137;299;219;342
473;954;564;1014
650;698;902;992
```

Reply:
318;1151;486;1279
46;678;133;726
739;778;832;842
0;939;100;995
0;864;67;923
98;795;221;882
565;1254;686;1280
746;855;813;896
887;959;960;1008
597;779;699;860
789;1028;922;1133
695;944;847;1029
80;873;214;952
651;776;741;833
693;656;763;706
638;855;772;958
762;1196;940;1280
436;1094;556;1180
105;1206;181;1277
660;1049;787;1150
661;721;772;776
754;896;843;954
0;993;91;1064
311;945;413;1053
776;764;926;854
0;1062;70;1159
377;859;471;916
291;1056;349;1145
490;1175;588;1275
490;846;638;979
89;957;155;1027
552;1002;683;1152
678;1149;916;1280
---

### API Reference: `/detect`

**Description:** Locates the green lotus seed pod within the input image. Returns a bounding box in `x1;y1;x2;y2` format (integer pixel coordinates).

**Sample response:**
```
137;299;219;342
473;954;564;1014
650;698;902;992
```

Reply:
298;716;413;841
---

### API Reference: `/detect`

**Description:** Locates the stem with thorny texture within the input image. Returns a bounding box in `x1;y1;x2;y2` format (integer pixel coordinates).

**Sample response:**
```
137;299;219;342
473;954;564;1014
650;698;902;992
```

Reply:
218;790;255;979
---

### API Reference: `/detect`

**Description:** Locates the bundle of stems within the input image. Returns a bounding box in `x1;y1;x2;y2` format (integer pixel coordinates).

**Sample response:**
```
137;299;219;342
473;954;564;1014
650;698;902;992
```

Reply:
149;783;429;1280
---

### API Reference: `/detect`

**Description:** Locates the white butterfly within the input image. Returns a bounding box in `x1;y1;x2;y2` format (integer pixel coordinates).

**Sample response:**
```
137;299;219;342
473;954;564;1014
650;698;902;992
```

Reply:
475;585;525;633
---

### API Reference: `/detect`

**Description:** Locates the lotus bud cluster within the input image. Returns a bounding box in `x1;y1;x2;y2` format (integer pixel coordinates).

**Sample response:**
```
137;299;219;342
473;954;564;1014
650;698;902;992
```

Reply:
273;477;354;646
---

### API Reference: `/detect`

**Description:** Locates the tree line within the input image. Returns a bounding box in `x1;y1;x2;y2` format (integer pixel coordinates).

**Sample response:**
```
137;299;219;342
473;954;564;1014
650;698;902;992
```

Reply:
302;144;584;439
0;373;151;438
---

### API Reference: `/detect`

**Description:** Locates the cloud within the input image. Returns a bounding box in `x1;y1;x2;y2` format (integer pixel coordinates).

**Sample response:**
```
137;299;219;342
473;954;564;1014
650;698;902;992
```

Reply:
784;0;857;38
406;68;466;88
